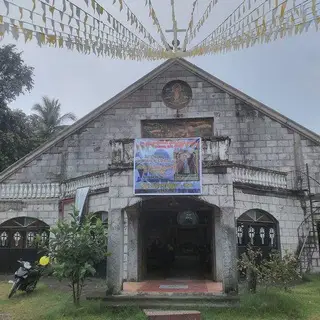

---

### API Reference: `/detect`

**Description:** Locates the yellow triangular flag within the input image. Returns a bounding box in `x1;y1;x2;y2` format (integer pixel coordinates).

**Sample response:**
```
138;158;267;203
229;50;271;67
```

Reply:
280;1;287;19
58;36;64;47
49;6;55;16
312;0;316;16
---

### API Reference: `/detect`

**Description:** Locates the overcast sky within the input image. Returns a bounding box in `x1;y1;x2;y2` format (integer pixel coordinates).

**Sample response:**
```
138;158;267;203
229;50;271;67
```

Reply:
2;0;319;134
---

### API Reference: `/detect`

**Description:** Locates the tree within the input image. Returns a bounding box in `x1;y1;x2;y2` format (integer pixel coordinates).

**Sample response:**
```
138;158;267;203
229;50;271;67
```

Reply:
32;96;77;141
0;44;34;104
48;210;109;306
0;44;35;172
0;108;39;171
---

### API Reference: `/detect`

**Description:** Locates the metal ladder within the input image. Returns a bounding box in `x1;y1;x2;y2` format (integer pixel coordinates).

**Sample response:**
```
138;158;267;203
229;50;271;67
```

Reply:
296;164;320;273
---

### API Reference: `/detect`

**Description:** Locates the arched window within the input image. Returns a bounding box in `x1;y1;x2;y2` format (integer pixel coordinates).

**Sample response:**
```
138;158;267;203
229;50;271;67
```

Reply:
92;211;108;227
237;209;279;259
0;217;50;273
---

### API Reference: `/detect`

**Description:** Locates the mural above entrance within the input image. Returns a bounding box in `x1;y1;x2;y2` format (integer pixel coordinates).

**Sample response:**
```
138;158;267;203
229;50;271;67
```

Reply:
141;118;213;138
134;138;202;195
162;80;192;110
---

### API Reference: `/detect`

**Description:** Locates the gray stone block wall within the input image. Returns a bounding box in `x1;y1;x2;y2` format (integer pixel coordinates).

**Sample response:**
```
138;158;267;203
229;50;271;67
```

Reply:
3;62;319;185
0;200;59;226
234;189;304;253
88;194;109;213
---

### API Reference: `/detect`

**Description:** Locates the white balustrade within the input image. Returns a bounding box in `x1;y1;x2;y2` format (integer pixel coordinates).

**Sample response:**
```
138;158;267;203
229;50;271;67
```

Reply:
0;183;61;200
62;171;109;197
232;166;287;189
0;171;109;200
110;139;134;165
202;138;230;162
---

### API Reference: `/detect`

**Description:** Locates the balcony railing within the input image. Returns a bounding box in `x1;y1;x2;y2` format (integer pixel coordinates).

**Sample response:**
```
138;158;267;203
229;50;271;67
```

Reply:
0;138;291;200
61;171;109;197
232;165;287;189
0;183;60;199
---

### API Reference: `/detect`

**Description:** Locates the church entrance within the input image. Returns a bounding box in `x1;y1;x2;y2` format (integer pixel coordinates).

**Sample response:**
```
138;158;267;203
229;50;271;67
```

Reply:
140;197;214;281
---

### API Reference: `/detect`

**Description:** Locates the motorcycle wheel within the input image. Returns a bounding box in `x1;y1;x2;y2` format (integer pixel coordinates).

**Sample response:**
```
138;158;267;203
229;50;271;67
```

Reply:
8;281;19;299
26;282;37;294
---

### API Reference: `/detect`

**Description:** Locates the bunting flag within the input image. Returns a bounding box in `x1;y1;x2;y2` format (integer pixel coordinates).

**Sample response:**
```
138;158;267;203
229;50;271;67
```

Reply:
1;0;155;51
191;0;310;49
0;0;318;60
182;0;199;50
188;0;319;56
145;0;171;50
82;0;161;48
187;0;219;44
0;15;168;60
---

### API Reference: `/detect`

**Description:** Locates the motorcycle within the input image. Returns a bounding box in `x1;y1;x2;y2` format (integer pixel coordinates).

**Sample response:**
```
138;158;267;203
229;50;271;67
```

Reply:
8;255;50;299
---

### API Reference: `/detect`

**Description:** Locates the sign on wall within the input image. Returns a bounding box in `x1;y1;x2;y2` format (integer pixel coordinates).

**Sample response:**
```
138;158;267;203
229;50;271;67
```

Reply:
134;138;202;195
141;118;213;138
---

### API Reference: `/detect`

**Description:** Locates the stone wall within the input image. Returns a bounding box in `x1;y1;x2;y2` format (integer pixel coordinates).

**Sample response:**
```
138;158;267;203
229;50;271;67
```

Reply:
2;62;319;186
0;199;59;226
61;192;109;220
234;188;304;253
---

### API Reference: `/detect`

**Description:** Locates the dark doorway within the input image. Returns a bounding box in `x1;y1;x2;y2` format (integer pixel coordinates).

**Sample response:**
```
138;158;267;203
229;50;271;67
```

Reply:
0;217;50;274
141;198;213;280
91;211;108;278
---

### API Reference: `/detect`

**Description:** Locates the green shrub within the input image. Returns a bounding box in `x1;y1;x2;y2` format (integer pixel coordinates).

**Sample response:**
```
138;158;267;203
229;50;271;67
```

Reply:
261;251;300;291
47;209;109;305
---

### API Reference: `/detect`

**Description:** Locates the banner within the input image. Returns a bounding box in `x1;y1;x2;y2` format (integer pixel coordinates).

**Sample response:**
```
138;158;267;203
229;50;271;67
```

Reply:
75;186;90;222
134;138;202;195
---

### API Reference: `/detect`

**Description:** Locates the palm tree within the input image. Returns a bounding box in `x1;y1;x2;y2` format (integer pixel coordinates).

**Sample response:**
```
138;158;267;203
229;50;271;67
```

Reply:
32;96;77;141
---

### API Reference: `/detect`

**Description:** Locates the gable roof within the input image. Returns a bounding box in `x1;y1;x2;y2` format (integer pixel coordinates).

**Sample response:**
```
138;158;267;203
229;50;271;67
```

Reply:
1;58;319;182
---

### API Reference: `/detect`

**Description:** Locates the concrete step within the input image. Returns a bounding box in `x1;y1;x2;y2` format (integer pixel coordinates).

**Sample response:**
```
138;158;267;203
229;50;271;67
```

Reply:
144;309;201;320
87;293;239;309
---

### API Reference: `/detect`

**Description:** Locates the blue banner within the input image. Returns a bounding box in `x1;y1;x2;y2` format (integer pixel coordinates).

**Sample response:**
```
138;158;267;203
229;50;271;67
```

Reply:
134;138;202;195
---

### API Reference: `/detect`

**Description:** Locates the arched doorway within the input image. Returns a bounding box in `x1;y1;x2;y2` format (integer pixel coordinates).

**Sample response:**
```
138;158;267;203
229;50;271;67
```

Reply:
0;217;50;273
237;209;279;259
138;197;217;281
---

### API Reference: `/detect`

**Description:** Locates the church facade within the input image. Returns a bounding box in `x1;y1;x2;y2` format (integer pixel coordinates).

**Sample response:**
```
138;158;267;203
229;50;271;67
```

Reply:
0;58;320;293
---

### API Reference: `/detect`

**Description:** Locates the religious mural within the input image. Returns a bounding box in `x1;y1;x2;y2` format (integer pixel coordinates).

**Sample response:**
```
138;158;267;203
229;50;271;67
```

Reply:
141;118;213;138
162;80;192;109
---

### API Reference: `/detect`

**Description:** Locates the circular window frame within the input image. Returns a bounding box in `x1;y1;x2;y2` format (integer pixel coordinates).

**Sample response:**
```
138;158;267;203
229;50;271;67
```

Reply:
162;80;192;110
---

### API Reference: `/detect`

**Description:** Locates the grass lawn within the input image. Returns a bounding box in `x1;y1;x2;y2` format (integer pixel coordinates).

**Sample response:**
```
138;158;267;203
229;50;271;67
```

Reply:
0;275;320;320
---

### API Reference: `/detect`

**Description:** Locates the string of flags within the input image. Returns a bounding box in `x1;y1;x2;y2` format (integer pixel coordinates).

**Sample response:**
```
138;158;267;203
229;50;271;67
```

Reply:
182;0;199;51
188;0;320;56
2;1;141;48
186;0;219;44
0;0;318;60
86;0;162;49
144;0;171;50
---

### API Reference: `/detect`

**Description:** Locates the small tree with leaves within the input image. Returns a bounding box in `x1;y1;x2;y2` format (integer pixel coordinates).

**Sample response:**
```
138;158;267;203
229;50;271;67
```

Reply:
48;209;109;305
238;245;263;293
261;250;300;291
